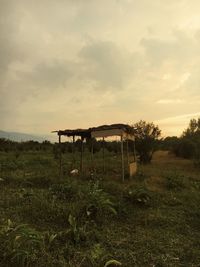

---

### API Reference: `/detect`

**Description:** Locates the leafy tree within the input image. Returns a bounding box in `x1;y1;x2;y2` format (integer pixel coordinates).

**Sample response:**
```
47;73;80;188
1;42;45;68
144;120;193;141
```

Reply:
174;118;200;163
133;120;161;164
182;118;200;138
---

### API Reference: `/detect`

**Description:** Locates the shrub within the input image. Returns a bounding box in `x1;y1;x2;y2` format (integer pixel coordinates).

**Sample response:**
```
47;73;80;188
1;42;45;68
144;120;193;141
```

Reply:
65;214;87;244
165;172;186;190
124;184;151;206
84;181;117;221
0;220;43;267
174;138;196;159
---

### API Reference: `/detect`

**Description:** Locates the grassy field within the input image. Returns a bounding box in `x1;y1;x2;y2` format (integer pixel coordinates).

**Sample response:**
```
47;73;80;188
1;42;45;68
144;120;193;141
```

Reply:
0;150;200;267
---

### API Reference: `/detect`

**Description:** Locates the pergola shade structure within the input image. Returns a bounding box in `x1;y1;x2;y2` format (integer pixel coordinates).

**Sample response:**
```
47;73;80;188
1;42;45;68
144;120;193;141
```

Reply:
53;124;137;182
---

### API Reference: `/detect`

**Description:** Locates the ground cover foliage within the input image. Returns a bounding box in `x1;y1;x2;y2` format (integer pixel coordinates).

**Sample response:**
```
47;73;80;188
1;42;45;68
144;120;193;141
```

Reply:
0;150;200;267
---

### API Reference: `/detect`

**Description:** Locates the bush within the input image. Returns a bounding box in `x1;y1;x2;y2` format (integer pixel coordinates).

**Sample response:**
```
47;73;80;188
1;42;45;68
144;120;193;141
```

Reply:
165;172;186;190
123;184;151;206
76;181;117;223
0;220;43;267
174;138;196;159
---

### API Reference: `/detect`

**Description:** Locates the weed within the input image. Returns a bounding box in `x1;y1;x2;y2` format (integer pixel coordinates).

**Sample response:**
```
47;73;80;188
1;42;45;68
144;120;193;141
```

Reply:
84;181;117;221
66;214;87;244
165;172;186;190
49;181;78;200
124;184;152;206
104;259;122;267
0;220;43;267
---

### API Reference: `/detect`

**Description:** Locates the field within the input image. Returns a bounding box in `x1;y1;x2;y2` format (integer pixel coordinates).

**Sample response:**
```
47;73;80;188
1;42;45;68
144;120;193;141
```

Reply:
0;149;200;267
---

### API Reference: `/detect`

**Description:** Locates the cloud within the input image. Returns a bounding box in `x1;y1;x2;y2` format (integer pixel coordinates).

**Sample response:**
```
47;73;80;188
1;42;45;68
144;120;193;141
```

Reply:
156;112;200;136
79;40;137;89
157;99;185;104
0;0;200;136
0;1;24;77
140;31;197;67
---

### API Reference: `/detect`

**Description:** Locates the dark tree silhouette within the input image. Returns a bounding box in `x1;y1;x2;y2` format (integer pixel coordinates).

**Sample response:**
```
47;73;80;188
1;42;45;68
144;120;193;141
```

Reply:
133;120;161;164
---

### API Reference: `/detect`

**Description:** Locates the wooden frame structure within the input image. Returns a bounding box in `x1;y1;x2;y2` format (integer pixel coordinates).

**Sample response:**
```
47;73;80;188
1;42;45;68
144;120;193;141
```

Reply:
53;124;137;182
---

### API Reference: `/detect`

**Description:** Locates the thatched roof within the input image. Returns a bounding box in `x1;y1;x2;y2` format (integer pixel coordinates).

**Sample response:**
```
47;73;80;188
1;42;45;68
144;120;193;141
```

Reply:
52;123;135;139
91;123;134;133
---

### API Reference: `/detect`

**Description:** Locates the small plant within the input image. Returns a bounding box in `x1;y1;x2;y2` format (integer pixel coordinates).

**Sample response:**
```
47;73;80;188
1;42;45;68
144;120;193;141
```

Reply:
104;259;122;267
61;214;87;245
43;232;57;250
124;185;151;205
49;182;78;200
165;172;186;190
85;181;117;221
0;220;43;267
91;243;104;261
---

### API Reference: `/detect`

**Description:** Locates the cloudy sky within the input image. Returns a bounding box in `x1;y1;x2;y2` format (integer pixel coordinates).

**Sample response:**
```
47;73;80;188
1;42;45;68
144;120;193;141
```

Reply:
1;0;200;137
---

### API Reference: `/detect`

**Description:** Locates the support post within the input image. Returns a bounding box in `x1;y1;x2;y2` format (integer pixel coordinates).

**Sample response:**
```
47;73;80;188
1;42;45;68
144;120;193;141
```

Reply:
126;139;129;165
133;139;136;162
126;139;130;179
121;135;124;182
72;135;75;167
102;137;105;173
80;136;84;173
59;134;62;178
91;138;94;169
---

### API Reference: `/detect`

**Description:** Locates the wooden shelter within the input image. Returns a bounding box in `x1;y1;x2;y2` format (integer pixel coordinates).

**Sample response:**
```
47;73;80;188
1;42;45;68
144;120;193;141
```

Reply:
53;124;137;182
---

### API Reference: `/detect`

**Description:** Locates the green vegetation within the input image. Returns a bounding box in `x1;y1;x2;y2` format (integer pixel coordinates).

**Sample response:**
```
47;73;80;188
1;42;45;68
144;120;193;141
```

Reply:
133;120;161;164
0;133;200;266
161;118;200;168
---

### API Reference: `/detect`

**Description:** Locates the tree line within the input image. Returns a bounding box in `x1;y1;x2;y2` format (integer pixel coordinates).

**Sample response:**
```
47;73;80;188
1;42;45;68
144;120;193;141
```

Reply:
0;118;199;166
166;118;200;164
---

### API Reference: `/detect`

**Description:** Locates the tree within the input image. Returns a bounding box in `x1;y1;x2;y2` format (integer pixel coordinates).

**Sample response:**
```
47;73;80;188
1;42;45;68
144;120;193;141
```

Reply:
175;118;200;162
133;120;161;164
182;118;200;138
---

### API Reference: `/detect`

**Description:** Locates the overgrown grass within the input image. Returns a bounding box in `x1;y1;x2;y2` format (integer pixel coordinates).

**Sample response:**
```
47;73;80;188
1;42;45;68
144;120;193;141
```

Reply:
0;150;200;266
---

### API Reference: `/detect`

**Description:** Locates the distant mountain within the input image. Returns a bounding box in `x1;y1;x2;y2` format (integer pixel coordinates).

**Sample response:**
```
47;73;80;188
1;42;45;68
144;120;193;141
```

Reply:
0;130;54;142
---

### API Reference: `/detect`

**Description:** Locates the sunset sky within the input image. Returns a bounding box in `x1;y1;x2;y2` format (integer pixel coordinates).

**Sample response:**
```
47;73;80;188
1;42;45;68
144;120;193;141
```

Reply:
1;0;200;137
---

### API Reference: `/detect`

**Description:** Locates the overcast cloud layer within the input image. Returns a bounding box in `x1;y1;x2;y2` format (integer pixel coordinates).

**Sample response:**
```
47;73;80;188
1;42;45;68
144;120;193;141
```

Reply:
1;0;200;136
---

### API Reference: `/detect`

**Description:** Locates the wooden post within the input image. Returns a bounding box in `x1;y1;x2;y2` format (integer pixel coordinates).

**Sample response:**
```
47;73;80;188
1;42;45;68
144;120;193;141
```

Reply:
133;139;136;162
59;134;62;178
121;135;124;182
91;138;94;169
72;135;75;167
126;139;130;179
80;136;84;173
126;139;129;165
102;137;105;173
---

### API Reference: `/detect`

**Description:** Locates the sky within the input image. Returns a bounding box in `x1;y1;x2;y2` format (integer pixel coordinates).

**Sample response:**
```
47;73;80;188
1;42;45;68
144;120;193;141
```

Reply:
0;0;200;137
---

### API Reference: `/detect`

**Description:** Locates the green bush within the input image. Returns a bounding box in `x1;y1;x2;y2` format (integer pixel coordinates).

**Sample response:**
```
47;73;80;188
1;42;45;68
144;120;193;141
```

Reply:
165;172;186;190
84;181;117;221
123;184;151;206
0;220;43;267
